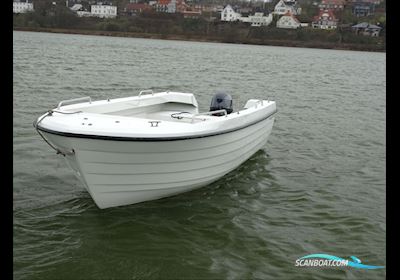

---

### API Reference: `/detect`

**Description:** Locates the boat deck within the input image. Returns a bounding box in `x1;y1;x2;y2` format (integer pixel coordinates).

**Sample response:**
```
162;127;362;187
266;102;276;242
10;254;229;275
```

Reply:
36;91;276;139
132;110;220;123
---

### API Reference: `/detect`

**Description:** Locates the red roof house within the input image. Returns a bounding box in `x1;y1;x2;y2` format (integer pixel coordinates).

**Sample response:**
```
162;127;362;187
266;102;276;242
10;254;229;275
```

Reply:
125;3;152;15
312;9;338;29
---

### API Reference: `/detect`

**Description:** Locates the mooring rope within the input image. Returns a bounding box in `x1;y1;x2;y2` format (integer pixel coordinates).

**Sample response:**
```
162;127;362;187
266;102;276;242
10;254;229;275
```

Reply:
34;110;82;156
170;111;191;119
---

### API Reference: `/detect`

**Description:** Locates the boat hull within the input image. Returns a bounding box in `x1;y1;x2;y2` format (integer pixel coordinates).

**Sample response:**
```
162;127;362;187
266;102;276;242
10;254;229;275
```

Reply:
41;117;275;208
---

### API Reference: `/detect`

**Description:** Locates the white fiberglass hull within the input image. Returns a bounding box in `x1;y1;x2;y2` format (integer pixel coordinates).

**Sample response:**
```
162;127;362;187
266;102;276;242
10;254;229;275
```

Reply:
41;117;274;209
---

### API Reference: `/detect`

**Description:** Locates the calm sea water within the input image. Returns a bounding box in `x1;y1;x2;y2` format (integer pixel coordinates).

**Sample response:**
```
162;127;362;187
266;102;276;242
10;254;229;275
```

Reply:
13;31;386;280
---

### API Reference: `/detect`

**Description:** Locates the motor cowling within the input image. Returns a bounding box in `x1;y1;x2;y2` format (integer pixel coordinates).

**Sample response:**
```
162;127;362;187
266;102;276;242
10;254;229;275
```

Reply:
210;92;233;116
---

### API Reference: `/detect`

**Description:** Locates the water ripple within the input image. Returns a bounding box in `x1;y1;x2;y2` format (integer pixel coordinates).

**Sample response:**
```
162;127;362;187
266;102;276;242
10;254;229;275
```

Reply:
13;31;385;280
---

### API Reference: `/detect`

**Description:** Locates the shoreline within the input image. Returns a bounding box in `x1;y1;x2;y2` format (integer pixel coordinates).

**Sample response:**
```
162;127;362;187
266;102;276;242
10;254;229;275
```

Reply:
13;27;386;53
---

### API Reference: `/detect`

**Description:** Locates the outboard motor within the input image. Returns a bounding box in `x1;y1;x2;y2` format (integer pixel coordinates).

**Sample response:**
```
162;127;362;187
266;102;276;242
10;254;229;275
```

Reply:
210;92;233;116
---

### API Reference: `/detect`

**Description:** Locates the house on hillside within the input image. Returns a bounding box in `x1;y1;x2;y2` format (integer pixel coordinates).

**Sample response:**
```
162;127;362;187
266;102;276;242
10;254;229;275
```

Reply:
91;3;117;18
155;0;174;13
241;12;273;27
351;2;375;17
348;0;381;5
13;0;34;14
124;3;152;16
154;0;188;14
318;0;345;10
177;0;190;13
191;4;222;13
312;9;338;29
352;22;382;36
220;5;241;21
276;12;301;29
274;0;301;16
249;13;273;27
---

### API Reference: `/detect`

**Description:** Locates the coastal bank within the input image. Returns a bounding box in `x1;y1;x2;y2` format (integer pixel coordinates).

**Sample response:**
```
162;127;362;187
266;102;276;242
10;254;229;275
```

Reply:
13;26;385;52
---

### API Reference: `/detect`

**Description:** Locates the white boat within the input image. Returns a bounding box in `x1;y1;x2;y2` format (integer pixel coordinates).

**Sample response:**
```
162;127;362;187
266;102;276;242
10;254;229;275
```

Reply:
34;90;277;209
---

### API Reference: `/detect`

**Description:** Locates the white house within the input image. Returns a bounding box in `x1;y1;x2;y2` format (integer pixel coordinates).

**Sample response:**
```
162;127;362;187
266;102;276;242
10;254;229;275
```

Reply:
274;0;301;15
276;12;301;28
13;0;34;14
221;5;241;22
241;13;273;27
167;0;177;13
91;4;117;18
155;0;177;13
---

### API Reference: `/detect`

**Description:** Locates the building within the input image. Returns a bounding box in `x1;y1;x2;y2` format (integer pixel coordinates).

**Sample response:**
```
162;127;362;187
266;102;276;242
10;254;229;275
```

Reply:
155;0;176;13
274;0;301;16
220;5;241;22
351;2;375;17
276;12;301;29
249;13;273;27
124;3;152;15
176;0;189;13
318;0;345;10
192;4;223;13
220;6;274;26
312;9;338;29
155;0;170;13
352;22;382;36
154;0;189;14
348;0;381;4
241;13;273;27
91;3;117;18
13;0;34;14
